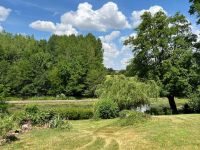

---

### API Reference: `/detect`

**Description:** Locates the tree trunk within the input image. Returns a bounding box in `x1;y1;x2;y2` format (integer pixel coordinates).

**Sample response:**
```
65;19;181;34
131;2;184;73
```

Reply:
167;95;178;114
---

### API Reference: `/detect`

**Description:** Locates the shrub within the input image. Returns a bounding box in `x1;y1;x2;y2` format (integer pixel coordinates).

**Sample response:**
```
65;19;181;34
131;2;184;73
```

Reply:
52;107;94;120
0;99;8;114
118;110;150;126
189;93;200;113
0;116;17;138
145;105;172;115
25;105;39;114
49;115;72;130
18;105;55;125
96;75;159;110
94;99;119;119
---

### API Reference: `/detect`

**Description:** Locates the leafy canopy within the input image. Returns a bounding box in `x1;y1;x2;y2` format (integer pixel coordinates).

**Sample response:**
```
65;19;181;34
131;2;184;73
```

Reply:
189;0;200;24
96;75;159;110
125;11;199;97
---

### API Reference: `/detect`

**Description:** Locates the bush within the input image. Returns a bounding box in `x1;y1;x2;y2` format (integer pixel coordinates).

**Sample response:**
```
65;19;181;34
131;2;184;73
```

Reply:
25;105;39;114
145;105;172;115
96;75;159;110
0;116;17;138
18;105;55;125
94;99;119;119
189;93;200;113
118;110;150;126
52;107;94;120
0;99;8;114
49;115;72;130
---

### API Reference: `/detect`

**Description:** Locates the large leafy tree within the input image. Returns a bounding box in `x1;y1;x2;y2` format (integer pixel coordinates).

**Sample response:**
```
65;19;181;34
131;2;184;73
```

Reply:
189;0;200;24
125;11;199;113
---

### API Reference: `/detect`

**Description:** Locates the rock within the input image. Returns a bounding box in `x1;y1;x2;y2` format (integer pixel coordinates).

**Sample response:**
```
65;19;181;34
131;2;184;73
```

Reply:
22;123;32;131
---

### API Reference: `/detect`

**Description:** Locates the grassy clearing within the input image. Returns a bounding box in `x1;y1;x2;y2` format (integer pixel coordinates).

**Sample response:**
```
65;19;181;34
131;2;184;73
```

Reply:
1;114;200;150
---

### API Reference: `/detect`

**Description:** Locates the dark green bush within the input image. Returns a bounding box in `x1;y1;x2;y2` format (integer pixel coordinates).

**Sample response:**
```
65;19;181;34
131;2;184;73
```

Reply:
189;93;200;113
25;105;39;114
52;107;93;120
0;99;8;114
118;110;150;126
0;115;17;138
18;105;55;125
145;105;172;115
94;99;119;119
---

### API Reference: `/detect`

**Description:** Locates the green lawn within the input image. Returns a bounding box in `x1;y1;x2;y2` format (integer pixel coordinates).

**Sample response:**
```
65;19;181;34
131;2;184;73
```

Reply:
2;114;200;150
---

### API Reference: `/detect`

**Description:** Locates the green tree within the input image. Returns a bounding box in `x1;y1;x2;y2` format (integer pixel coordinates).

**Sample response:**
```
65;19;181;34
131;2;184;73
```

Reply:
96;75;159;110
189;0;200;24
125;12;198;114
0;32;105;98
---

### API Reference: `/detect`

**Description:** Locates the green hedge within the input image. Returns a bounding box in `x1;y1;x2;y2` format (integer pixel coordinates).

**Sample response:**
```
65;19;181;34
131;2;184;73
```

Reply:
51;107;94;120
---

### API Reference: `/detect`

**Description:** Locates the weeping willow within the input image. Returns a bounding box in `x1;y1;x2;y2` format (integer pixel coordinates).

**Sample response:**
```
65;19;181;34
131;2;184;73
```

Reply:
95;75;160;110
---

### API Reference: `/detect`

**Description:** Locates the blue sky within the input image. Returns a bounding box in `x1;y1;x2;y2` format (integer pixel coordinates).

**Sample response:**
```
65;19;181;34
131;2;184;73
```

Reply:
0;0;199;70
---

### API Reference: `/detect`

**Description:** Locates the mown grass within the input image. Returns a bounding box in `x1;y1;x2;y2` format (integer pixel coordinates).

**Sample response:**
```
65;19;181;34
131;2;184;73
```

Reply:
1;114;200;150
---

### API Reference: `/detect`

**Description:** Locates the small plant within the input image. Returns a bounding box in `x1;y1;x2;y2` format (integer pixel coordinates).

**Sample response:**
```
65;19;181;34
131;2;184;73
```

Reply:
56;93;66;100
0;99;8;114
49;115;72;130
94;99;119;119
0;115;17;138
118;110;150;126
25;105;39;114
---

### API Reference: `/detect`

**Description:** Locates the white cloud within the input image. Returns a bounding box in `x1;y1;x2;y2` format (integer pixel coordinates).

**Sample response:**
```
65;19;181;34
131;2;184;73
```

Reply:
121;57;131;66
191;24;200;41
99;31;134;69
0;5;11;32
132;5;166;28
99;31;121;68
29;20;78;35
30;2;130;35
0;6;11;22
53;23;78;35
29;20;56;31
61;2;130;32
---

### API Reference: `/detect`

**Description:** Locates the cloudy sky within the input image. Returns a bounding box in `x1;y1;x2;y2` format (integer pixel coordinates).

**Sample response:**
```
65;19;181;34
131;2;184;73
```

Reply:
0;0;199;70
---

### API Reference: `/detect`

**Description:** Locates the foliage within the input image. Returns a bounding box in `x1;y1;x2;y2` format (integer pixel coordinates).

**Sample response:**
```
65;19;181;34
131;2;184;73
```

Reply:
118;110;150;126
125;12;198;97
0;99;8;114
25;105;39;114
189;92;200;113
189;0;200;24
18;105;54;125
96;75;159;110
52;107;94;120
0;115;17;138
145;106;172;115
125;11;199;113
94;99;119;119
0;32;105;98
49;115;72;130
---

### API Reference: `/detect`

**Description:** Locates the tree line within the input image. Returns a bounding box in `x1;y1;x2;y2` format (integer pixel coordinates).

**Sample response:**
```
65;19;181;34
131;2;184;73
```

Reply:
0;33;105;98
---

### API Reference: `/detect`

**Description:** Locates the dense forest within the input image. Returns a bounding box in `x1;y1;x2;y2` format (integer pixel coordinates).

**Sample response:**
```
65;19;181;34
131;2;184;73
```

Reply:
0;33;105;98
